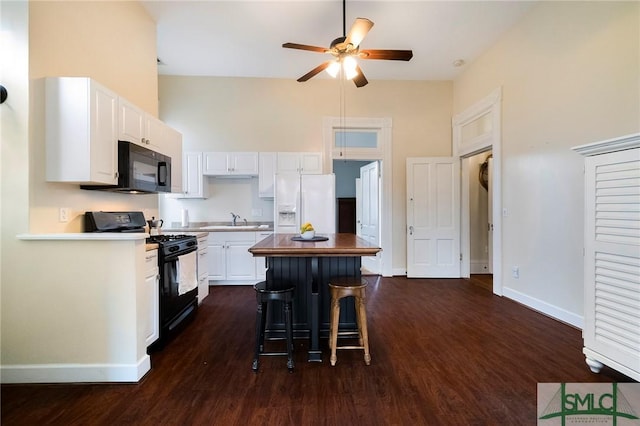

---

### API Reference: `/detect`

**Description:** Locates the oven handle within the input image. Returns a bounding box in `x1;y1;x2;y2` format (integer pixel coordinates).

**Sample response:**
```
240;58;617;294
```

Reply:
164;246;197;262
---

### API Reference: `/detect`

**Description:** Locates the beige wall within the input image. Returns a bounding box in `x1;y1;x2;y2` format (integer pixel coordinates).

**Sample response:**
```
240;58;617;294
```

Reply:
158;76;453;270
30;0;158;115
1;1;159;376
453;1;639;321
28;1;160;233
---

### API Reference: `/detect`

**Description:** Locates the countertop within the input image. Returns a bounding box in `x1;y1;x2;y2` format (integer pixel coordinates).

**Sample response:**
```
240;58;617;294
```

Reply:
248;233;381;257
164;222;273;233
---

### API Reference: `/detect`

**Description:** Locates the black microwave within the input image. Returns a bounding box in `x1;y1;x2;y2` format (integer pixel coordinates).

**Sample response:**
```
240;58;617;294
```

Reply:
82;141;171;193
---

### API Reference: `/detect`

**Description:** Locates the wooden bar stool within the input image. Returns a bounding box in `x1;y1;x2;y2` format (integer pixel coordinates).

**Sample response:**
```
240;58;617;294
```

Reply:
252;281;295;372
328;277;371;366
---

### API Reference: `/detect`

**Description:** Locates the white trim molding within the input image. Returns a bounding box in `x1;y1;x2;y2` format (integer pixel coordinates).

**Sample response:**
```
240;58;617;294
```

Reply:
453;87;503;296
572;132;640;156
323;116;393;277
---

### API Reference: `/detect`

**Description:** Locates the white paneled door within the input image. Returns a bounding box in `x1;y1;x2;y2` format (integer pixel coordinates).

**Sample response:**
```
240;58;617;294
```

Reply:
360;162;380;274
407;157;461;278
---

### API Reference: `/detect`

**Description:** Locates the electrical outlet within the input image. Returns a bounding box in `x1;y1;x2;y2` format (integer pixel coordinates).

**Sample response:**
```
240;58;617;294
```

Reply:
512;266;519;279
251;208;263;217
503;208;509;217
59;207;70;223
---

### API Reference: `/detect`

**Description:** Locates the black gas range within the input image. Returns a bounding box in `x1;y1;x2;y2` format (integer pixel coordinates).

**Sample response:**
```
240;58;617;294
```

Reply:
85;211;199;352
148;234;198;259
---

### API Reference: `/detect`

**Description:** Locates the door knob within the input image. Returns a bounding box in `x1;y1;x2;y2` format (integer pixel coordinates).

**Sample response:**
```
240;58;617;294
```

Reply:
409;225;414;235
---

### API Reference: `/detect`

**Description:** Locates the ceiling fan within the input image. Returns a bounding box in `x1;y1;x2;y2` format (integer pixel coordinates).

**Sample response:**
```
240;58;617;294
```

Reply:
282;0;413;88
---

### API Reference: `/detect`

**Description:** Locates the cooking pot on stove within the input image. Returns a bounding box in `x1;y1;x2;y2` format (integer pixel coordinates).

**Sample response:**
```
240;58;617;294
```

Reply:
147;217;164;235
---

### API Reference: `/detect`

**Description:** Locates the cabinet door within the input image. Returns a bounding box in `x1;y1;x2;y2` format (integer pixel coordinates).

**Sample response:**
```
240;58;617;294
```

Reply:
277;152;301;173
255;231;272;280
197;245;209;304
118;97;145;147
207;240;225;280
230;152;259;175
45;77;117;184
90;83;119;184
203;152;228;175
299;153;323;174
259;152;276;198
143;251;160;347
164;126;183;193
176;152;207;198
226;240;257;281
144;115;164;153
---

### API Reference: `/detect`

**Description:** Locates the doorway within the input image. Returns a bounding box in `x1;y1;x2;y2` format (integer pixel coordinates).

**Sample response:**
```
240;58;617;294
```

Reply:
453;87;502;295
333;159;381;275
467;150;493;291
323;116;392;277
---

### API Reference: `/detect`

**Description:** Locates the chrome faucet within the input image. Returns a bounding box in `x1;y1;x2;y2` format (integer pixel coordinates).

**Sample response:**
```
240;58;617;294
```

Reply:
230;212;240;226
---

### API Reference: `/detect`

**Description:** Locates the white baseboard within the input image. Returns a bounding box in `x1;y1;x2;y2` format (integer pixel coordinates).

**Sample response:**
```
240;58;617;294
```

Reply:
470;260;490;274
392;268;407;276
1;355;150;384
502;286;583;329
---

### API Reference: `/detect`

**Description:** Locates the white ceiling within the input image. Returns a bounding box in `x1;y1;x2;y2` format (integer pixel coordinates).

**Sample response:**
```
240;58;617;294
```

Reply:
141;0;536;82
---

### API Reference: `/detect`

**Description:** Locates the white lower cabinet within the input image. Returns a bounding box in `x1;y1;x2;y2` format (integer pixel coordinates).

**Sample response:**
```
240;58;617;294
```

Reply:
207;232;257;284
197;235;209;304
255;231;272;280
143;250;160;348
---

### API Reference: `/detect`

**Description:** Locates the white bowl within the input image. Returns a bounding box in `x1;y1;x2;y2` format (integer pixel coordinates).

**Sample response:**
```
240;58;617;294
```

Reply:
301;230;315;240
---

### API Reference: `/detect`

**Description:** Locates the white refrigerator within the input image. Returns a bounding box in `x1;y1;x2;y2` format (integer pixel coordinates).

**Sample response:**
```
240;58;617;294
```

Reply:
274;173;336;234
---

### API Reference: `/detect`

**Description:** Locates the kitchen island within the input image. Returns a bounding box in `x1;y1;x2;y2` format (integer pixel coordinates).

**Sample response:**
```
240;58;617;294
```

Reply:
249;233;381;362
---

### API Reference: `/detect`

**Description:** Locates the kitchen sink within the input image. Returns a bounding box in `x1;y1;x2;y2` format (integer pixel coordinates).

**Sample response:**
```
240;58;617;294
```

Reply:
200;224;269;230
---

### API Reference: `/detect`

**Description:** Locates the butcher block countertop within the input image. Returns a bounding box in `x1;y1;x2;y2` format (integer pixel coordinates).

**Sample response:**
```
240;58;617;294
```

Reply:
249;233;381;257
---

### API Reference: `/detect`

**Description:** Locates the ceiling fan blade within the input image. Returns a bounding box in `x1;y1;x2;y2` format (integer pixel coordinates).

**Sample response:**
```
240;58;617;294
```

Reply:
352;65;368;88
344;18;374;48
360;49;414;61
282;42;328;53
297;61;332;82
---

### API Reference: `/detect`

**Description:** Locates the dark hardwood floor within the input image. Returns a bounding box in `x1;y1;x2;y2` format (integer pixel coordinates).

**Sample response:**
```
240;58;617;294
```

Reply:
2;277;634;425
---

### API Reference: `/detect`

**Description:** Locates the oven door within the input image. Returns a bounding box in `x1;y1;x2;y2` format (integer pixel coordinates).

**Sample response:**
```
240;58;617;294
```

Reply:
160;249;198;334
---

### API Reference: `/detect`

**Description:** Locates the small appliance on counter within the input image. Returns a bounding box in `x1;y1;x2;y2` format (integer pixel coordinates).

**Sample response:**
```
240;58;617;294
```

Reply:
85;211;198;352
147;216;164;235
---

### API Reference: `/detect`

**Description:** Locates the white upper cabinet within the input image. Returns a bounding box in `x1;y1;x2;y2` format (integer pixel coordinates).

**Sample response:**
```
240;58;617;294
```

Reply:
45;77;118;185
175;151;208;198
164;126;183;194
203;152;259;176
276;152;323;174
258;152;277;198
45;76;183;188
118;97;145;147
118;97;165;154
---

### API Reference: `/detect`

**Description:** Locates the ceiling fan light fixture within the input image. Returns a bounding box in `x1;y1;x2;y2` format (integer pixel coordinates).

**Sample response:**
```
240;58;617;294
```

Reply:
282;0;412;87
343;56;358;80
326;60;341;78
